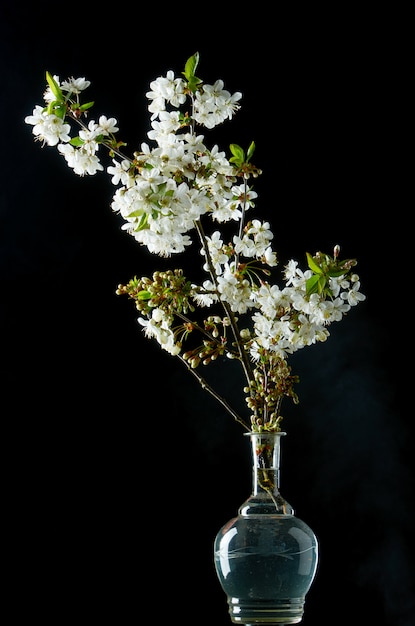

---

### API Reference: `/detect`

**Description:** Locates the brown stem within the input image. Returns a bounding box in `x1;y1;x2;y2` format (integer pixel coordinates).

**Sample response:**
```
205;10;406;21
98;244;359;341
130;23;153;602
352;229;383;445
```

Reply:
174;311;239;358
194;219;255;392
177;355;250;430
235;177;248;268
68;111;132;163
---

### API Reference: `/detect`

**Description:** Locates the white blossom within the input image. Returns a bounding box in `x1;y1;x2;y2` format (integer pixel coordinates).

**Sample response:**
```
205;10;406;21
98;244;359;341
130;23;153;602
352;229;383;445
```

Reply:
25;55;366;433
57;143;103;176
25;108;71;146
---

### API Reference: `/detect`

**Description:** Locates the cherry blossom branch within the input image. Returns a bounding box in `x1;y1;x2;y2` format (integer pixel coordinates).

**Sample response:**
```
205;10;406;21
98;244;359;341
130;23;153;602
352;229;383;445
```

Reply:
176;354;250;431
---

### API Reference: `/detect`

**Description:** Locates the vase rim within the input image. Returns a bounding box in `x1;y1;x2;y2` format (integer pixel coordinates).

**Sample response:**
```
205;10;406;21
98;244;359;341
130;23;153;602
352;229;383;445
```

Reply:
244;430;287;437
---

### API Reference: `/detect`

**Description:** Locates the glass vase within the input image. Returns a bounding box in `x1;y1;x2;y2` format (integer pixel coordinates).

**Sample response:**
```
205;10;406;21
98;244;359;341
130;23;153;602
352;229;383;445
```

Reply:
213;431;318;624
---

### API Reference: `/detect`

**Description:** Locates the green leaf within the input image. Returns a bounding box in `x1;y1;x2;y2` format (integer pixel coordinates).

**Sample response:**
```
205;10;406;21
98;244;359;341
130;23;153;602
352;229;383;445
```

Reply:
229;144;245;160
126;209;145;218
229;143;245;166
327;269;347;278
134;213;149;231
183;52;199;81
317;275;327;294
246;141;256;162
306;274;327;296
305;274;322;295
183;52;202;92
79;101;94;112
46;71;63;100
70;136;84;147
46;101;66;118
306;252;323;274
137;290;152;300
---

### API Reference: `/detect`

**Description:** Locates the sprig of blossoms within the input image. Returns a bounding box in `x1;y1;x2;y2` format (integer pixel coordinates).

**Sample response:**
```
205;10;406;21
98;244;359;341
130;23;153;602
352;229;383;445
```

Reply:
25;52;366;433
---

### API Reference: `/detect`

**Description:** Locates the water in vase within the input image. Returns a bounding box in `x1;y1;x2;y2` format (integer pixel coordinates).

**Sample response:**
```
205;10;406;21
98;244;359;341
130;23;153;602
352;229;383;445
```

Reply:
214;514;318;624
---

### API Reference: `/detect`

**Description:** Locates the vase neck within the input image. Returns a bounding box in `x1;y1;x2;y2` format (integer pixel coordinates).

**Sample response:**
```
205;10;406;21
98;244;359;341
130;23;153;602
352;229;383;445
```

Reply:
239;431;293;516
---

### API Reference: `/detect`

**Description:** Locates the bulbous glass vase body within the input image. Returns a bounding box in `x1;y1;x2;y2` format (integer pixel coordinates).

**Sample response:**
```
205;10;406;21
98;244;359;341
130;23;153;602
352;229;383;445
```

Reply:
214;432;318;625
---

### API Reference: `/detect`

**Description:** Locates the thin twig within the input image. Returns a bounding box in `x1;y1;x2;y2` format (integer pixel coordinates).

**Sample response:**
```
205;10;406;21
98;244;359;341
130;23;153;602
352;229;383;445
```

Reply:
177;355;250;431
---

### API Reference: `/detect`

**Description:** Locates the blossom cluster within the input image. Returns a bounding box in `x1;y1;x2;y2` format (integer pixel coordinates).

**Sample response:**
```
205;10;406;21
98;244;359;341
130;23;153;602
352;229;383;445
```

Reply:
25;53;366;432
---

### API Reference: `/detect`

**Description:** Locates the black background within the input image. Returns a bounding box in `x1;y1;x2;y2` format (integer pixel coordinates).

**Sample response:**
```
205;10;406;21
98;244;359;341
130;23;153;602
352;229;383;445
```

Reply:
1;4;412;625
